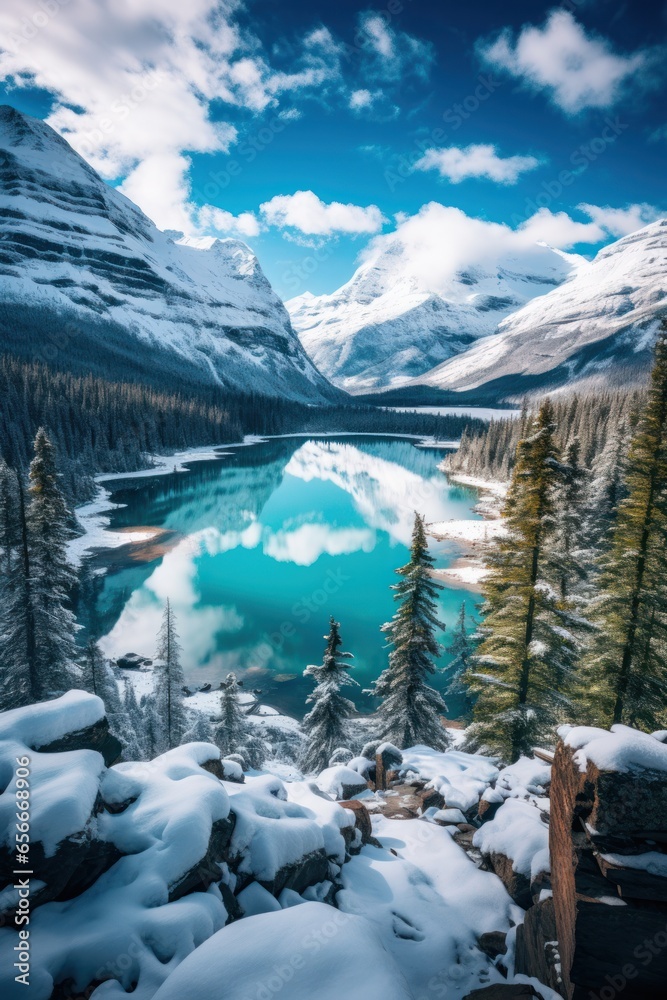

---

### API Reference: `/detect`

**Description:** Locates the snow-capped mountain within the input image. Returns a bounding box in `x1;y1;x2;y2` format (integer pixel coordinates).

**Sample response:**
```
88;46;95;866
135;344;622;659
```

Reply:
406;220;667;400
287;231;584;391
0;106;335;402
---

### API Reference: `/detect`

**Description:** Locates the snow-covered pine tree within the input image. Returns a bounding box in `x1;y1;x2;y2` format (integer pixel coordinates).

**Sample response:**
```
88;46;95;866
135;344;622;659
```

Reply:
583;420;631;557
549;439;591;601
215;672;265;768
444;602;477;719
300;616;358;774
579;332;667;731
463;401;580;761
123;683;149;760
0;461;17;577
369;512;450;751
153;599;187;752
142;695;162;759
183;712;214;744
0;470;35;709
27;428;78;699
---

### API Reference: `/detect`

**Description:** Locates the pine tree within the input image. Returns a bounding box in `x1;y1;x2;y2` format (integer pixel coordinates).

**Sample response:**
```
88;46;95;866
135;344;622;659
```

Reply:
583;421;630;556
215;672;265;768
463;401;580;761
444;602;477;718
0;470;35;709
123;683;149;760
301;616;358;774
183;712;214;744
369;513;450;751
154;599;187;752
27;428;77;698
580;333;667;730
550;439;590;601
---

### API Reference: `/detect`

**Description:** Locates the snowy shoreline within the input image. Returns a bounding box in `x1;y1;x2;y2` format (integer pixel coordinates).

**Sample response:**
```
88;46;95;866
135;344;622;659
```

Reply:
429;472;508;592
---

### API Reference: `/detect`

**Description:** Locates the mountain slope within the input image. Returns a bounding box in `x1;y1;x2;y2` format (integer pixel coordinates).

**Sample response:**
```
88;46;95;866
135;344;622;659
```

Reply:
0;105;335;402
406;220;667;401
287;231;583;391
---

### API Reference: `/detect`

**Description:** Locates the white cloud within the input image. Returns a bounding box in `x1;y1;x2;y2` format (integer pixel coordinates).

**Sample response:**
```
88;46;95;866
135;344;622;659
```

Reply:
197;205;260;238
0;0;341;232
480;11;646;113
414;144;540;185
349;89;374;110
577;202;662;237
356;12;434;82
517;208;604;247
357;201;651;296
260;190;386;237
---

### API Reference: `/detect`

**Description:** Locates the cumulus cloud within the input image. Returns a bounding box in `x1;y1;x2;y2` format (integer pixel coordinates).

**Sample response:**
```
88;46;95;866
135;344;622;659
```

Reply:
260;190;386;236
577;202;663;237
197;205;261;238
414;144;541;185
480;11;647;113
0;0;340;232
358;201;653;297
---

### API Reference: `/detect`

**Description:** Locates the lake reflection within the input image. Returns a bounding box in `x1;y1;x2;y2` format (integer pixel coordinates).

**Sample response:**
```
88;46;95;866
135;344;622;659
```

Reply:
90;437;481;717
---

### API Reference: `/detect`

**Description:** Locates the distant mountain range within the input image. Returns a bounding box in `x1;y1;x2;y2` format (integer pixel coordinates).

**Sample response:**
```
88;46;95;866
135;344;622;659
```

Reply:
288;219;666;403
0;106;336;403
287;233;583;393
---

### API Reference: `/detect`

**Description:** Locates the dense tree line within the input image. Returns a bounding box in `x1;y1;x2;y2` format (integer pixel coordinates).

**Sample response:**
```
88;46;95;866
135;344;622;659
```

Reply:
462;330;667;758
0;353;485;504
445;389;643;483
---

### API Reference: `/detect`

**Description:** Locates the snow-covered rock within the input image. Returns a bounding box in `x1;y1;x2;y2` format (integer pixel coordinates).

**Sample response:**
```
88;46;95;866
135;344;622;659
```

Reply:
0;105;335;403
317;765;369;801
399;745;500;815
408;219;667;400
152;901;416;1000
287;227;583;391
473;798;550;907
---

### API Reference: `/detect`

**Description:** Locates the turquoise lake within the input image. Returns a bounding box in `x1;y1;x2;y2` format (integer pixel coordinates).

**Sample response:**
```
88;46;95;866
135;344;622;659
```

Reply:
88;436;482;718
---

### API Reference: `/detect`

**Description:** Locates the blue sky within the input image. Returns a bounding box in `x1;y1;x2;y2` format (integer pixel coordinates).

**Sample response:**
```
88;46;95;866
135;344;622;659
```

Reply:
0;0;665;297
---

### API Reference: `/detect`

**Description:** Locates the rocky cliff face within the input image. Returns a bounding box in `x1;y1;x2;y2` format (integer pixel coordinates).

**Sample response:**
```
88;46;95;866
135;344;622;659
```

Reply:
0;105;335;402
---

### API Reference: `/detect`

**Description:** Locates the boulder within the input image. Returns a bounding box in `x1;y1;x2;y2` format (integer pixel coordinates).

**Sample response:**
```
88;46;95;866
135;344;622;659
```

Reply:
339;800;378;848
254;847;331;898
317;765;368;801
375;742;402;791
415;787;446;813
477;930;508;960
168;814;236;901
35;715;122;766
116;652;147;669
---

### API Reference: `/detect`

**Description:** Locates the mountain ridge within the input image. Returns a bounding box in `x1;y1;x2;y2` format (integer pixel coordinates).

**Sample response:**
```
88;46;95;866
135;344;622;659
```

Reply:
405;219;667;400
0;105;337;403
286;215;585;392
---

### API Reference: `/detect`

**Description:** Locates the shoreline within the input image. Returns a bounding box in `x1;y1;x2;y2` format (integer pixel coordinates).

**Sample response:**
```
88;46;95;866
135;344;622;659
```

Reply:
429;470;508;593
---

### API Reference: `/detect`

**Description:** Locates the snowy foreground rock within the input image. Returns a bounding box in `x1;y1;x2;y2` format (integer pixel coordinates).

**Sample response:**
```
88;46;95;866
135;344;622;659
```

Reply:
11;694;658;999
